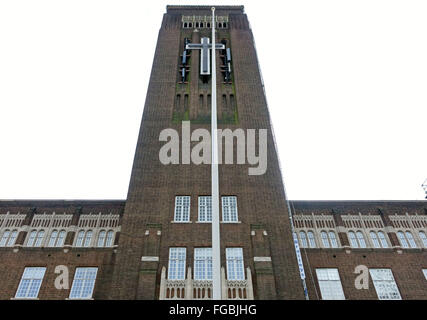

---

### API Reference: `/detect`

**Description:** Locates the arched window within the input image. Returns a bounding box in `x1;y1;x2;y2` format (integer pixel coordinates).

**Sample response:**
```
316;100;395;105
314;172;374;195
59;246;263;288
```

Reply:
299;231;307;248
329;232;338;248
27;230;44;247
48;230;58;247
397;231;408;248
419;231;427;248
0;230;17;247
48;230;66;247
188;23;192;28
223;22;227;28
307;231;316;248
27;230;37;247
207;22;211;28
356;231;367;248
321;231;330;248
370;231;380;248
76;230;85;247
349;231;358;248
183;22;188;28
195;22;199;28
378;231;388;248
83;230;93;247
218;23;222;28
35;230;45;247
97;230;106;247
0;230;16;247
57;230;66;247
200;22;204;28
405;231;417;248
8;230;18;246
105;230;114;247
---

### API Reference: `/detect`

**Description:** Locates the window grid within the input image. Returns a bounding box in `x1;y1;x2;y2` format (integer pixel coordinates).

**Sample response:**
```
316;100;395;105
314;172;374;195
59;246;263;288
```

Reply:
369;269;401;300
226;248;245;280
27;230;45;247
168;248;186;280
48;230;66;247
15;267;46;299
105;230;114;247
307;231;316;248
198;196;212;222
174;196;191;222
397;231;417;248
76;230;93;247
299;231;308;248
378;231;389;248
194;248;212;280
222;196;238;222
316;268;345;300
0;229;18;247
69;267;98;299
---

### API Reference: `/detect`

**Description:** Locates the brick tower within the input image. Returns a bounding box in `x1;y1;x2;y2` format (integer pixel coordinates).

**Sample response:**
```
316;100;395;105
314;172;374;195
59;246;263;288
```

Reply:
109;5;304;300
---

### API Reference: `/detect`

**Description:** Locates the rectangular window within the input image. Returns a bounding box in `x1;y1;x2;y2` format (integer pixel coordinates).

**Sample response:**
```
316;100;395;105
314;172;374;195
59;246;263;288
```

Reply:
222;196;238;222
226;248;245;280
168;247;186;280
316;268;345;300
369;269;401;300
15;267;46;299
174;196;191;222
194;248;212;280
69;267;98;299
198;196;212;222
423;269;427;280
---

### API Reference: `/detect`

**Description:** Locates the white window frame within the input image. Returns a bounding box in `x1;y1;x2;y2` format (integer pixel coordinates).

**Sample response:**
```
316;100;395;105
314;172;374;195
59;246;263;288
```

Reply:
320;230;339;248
397;231;417;248
0;229;18;247
75;230;93;247
316;268;345;300
194;248;212;280
222;196;238;222
226;247;245;280
198;196;212;222
307;231;316;248
299;231;308;248
168;247;186;280
69;267;98;299
48;229;66;247
27;229;45;247
369;269;401;300
15;267;46;299
174;196;191;222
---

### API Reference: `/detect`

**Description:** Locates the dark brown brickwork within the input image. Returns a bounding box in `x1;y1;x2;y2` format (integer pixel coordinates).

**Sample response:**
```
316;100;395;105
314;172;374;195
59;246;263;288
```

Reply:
109;5;303;300
292;201;427;300
0;200;124;299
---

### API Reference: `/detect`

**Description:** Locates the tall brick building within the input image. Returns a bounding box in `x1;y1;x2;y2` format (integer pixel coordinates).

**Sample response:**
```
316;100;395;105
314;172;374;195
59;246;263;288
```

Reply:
0;5;426;300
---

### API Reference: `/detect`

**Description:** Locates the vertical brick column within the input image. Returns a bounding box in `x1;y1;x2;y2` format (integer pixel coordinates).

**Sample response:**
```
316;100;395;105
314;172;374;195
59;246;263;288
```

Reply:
378;208;400;248
15;207;36;247
250;225;277;299
136;223;162;299
64;207;82;249
332;210;350;250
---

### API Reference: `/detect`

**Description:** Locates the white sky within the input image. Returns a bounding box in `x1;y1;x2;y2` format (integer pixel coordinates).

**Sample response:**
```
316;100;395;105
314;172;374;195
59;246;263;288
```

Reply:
0;0;426;200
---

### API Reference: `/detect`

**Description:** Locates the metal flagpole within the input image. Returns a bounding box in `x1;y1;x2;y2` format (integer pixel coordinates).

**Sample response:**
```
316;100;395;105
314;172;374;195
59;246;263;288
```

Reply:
210;6;222;300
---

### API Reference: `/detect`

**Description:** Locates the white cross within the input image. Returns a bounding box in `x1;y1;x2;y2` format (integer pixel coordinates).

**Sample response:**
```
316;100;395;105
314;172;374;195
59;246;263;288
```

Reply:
186;37;224;75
